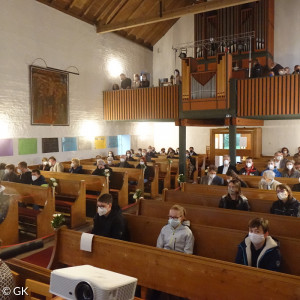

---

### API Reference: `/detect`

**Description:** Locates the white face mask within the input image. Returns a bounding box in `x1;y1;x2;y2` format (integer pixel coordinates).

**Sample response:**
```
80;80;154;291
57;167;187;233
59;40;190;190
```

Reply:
43;161;48;165
17;168;22;174
32;175;38;181
0;185;5;193
108;153;112;157
71;163;75;168
142;153;146;156
98;206;108;216
277;191;288;201
127;154;130;157
248;232;265;245
223;160;229;166
209;174;216;179
168;218;181;228
246;162;252;168
276;156;282;161
287;164;293;170
268;164;274;170
140;162;145;165
120;158;125;163
4;169;9;174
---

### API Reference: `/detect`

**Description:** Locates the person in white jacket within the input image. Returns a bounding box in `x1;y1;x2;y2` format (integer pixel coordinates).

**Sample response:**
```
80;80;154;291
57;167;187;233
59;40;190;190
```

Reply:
156;204;194;254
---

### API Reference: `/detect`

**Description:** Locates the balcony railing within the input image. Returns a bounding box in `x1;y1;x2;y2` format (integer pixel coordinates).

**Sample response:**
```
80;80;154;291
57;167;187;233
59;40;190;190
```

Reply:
237;74;300;117
103;86;179;121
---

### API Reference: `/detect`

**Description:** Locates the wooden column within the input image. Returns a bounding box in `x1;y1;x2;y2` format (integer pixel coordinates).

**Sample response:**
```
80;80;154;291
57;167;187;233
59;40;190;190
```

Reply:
229;124;237;165
179;126;186;176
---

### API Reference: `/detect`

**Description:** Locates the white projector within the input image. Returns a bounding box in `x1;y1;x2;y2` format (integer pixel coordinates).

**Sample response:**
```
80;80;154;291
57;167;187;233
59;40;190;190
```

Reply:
50;265;137;300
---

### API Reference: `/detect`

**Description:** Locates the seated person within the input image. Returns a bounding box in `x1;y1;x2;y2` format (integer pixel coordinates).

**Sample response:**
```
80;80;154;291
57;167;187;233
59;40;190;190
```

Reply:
271;184;300;217
239;157;260;176
0;184;10;224
200;165;224;186
270;62;284;76
281;160;300;178
186;151;196;181
147;146;156;158
132;73;140;89
120;73;131;89
151;147;157;155
175;147;180;155
219;180;250;211
293;146;300;161
274;151;287;169
235;218;281;272
69;158;83;174
114;155;133;168
142;149;152;162
292;65;300;74
136;157;151;183
281;147;290;157
167;150;178;159
259;170;281;190
135;148;143;158
225;169;248;188
106;156;114;166
92;159;113;176
160;148;166;155
0;163;5;181
91;193;127;240
251;59;262;78
93;155;102;165
39;157;50;171
167;147;175;155
126;150;136;161
157;204;194;254
139;74;150;88
17;161;32;184
295;161;300;172
2;164;19;183
189;146;197;156
107;151;115;160
217;155;237;174
31;169;48;186
48;156;64;172
261;159;281;177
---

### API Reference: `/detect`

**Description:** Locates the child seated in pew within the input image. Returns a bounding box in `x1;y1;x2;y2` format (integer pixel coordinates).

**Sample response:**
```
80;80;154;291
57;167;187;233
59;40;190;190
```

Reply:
91;193;128;241
258;170;281;190
235;218;281;272
69;158;83;174
271;184;300;217
92;159;113;176
156;204;194;254
219;180;250;211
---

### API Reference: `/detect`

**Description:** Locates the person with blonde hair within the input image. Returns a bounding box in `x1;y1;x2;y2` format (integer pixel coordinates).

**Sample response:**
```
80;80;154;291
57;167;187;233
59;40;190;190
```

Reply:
39;157;50;171
156;204;194;254
69;158;83;174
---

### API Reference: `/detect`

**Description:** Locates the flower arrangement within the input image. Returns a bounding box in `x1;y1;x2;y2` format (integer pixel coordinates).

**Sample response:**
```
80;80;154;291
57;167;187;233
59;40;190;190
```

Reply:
51;213;65;229
178;174;185;183
133;189;142;200
104;169;110;177
140;163;147;170
168;159;173;165
49;178;58;188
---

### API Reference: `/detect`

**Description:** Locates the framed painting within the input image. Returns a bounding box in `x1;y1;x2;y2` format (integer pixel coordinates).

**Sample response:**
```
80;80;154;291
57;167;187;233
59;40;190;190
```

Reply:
30;66;69;125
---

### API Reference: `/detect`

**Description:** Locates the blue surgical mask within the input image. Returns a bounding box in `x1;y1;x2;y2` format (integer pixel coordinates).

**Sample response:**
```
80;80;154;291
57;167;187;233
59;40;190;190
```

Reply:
168;218;181;228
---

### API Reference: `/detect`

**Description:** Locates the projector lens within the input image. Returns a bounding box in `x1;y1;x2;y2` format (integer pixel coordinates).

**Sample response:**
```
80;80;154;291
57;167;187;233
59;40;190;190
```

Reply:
75;282;94;300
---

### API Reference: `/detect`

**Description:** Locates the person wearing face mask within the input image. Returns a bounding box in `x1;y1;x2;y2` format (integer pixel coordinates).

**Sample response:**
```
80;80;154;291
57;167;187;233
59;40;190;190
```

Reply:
17;161;32;184
281;147;290;158
69;158;83;174
258;170;281;190
39;157;50;171
217;155;237;175
31;169;48;186
125;150;136;161
91;193;127;240
271;184;300;217
107;151;115;160
282;160;300;178
157;204;194;254
135;157;152;183
142;149;152;162
200;165;224;186
235;218;281;272
0;163;6;181
92;159;113;176
135;148;143;158
219;180;250;211
114;155;134;168
2;164;19;183
239;157;260;176
260;159;281;177
274;151;287;169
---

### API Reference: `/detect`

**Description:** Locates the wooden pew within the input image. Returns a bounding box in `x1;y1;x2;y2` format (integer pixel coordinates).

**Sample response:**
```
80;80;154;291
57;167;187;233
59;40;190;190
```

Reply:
52;179;86;229
44;227;300;299
0;197;19;246
134;198;300;240
2;182;54;238
109;171;129;207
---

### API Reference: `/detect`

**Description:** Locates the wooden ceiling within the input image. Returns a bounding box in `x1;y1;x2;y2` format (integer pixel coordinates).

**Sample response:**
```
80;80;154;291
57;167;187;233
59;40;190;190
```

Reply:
36;0;259;50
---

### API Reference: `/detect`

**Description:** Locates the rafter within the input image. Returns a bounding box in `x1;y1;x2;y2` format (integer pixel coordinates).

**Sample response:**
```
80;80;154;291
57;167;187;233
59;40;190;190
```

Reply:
97;0;259;33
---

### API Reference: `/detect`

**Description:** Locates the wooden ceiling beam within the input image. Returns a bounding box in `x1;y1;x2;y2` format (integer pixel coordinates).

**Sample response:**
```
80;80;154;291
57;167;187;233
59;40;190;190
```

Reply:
224;118;264;126
97;0;259;33
80;0;97;17
105;0;129;25
175;119;226;127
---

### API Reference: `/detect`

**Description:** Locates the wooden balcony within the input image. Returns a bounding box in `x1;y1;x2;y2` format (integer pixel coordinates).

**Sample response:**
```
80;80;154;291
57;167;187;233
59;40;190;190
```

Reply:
237;74;300;117
103;86;179;121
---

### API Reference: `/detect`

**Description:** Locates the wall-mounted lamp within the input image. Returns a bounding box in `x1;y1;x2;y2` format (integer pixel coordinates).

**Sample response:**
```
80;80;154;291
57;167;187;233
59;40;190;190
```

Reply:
178;48;187;59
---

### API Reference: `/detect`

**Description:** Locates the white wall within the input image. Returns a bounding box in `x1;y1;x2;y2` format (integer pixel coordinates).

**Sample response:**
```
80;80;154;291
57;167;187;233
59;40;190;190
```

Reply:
0;0;152;165
274;0;300;69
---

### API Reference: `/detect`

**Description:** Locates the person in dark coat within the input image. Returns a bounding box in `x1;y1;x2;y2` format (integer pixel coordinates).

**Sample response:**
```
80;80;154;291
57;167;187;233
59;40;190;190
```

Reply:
200;165;224;186
271;184;300;217
120;73;131;89
17;161;32;184
235;218;281;272
239;157;260;176
69;158;83;174
270;62;284;76
251;59;263;78
126;150;136;162
91;193;127;240
189;147;197;156
217;154;237;174
219;180;250;211
225;169;248;188
136;157;152;183
31;169;48;186
114;155;134;168
2;164;19;183
92;159;113;176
